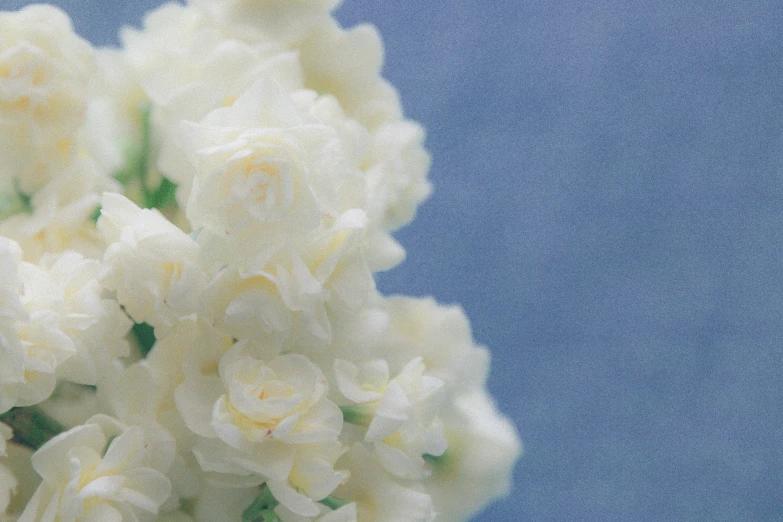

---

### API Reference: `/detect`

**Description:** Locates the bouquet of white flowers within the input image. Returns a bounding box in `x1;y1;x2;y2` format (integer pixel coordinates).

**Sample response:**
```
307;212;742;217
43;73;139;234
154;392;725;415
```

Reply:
0;1;521;521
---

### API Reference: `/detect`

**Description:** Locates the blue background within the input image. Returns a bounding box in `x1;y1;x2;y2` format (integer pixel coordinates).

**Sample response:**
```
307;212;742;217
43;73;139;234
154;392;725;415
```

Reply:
4;0;783;520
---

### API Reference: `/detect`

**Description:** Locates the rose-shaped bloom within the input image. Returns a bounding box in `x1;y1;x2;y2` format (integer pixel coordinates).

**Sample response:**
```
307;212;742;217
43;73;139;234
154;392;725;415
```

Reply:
1;242;131;412
97;359;205;509
19;415;173;522
201;207;372;351
335;357;446;480
21;251;131;386
0;157;114;263
98;193;208;330
128;318;234;419
3;310;72;411
121;3;305;205
175;342;344;513
181;80;349;242
0;4;95;194
96;319;236;511
200;265;302;349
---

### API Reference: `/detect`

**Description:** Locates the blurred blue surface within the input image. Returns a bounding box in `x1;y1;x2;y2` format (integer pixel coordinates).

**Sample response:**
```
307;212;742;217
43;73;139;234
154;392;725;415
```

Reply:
4;0;783;520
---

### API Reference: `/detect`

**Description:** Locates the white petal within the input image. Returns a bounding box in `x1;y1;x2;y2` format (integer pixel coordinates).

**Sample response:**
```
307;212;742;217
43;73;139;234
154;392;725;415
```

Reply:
285;400;343;444
174;376;223;438
267;479;321;517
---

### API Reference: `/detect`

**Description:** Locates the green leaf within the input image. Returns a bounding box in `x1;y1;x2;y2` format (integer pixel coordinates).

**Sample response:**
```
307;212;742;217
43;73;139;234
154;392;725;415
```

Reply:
144;175;178;210
242;486;279;522
0;405;66;451
423;453;442;464
152;177;177;208
0;192;25;220
15;182;32;213
259;510;281;522
132;322;156;357
0;180;34;220
89;206;102;223
339;404;373;426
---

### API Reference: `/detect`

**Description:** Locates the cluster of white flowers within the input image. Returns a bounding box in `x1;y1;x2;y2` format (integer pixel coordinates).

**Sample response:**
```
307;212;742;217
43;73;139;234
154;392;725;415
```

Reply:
0;2;520;521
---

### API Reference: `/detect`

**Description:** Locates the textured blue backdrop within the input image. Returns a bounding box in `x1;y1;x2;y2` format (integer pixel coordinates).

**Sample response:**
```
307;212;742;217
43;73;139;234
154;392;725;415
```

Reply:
4;0;783;520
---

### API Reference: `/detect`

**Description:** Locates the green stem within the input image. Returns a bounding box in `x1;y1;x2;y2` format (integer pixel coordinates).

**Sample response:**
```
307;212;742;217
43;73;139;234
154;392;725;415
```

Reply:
14;180;32;214
138;103;151;190
319;495;349;510
0;405;66;451
339;404;374;426
243;485;279;522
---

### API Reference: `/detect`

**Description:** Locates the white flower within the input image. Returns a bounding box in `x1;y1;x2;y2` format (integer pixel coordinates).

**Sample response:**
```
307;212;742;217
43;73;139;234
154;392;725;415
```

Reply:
266;441;347;517
98;357;206;510
295;18;434;262
334;357;446;480
189;0;342;45
19;415;173;522
364;120;432;232
202;226;373;352
1;241;130;412
177;341;342;450
199;208;373;351
0;4;95;194
201;266;298;347
424;389;522;521
0;158;109;263
298;19;401;129
174;342;344;513
374;296;492;399
333;443;435;522
24;251;131;386
82;65;135;180
139;317;234;416
98;318;235;507
0;423;11;457
0;4;520;521
3;310;70;410
121;3;304;208
98;193;208;330
182;80;345;238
